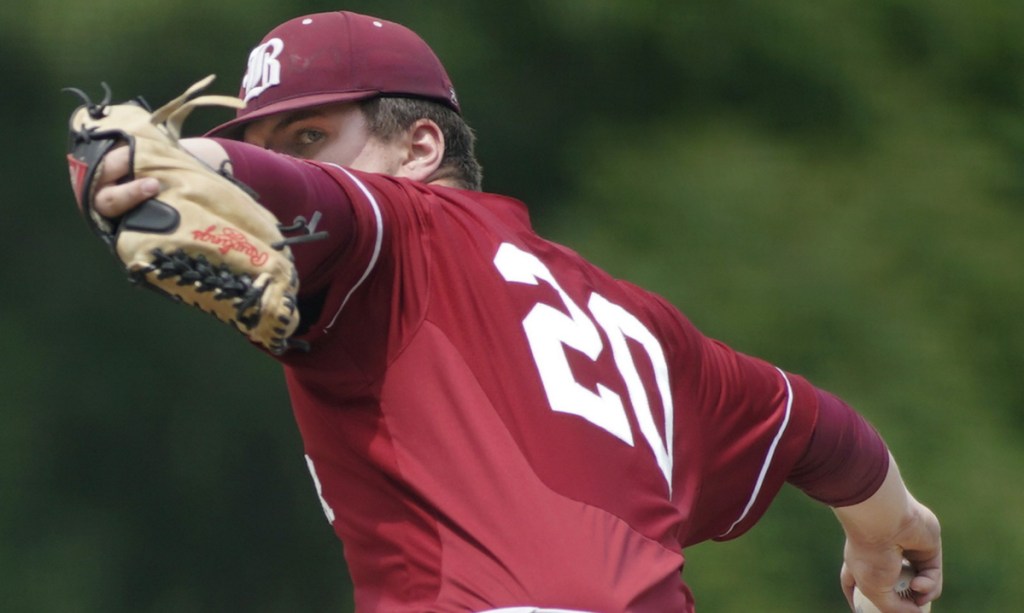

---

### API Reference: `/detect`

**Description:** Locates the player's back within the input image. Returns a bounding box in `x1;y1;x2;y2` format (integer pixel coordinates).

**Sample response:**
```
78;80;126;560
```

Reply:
283;171;698;611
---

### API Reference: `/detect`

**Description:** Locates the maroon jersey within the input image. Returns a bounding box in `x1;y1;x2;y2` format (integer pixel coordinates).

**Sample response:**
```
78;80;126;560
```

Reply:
226;147;819;612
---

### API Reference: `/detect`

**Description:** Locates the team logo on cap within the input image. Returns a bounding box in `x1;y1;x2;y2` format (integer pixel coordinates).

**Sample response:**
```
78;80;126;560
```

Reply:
242;38;284;103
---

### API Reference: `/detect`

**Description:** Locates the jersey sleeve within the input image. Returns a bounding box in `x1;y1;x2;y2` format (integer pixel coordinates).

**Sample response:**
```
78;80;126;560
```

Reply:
655;298;820;546
215;141;395;342
214;139;358;295
787;388;890;507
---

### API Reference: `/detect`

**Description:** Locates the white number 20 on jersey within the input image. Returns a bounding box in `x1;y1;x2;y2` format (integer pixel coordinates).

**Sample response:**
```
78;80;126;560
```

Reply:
493;242;674;494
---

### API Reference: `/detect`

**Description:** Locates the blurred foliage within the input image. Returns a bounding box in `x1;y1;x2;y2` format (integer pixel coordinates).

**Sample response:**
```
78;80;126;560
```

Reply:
3;0;1022;610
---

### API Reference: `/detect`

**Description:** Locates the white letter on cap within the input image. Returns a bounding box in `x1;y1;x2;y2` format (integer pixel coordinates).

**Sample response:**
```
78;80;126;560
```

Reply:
242;38;284;102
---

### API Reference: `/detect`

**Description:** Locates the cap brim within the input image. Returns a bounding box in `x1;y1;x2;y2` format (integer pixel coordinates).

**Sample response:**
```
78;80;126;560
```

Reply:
204;90;381;139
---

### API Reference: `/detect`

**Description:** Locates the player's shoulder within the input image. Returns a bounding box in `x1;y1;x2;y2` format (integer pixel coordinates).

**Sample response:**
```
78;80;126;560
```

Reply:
302;162;410;201
305;164;497;210
603;276;709;355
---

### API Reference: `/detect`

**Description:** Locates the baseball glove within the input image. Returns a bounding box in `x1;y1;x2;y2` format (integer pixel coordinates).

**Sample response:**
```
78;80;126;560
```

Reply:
66;75;308;354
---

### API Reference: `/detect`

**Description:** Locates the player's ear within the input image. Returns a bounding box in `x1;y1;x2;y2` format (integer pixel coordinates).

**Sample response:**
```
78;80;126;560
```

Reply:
396;118;445;183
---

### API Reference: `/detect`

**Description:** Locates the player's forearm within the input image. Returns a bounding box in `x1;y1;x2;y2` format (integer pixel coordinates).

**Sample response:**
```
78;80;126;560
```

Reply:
184;137;356;237
183;137;358;295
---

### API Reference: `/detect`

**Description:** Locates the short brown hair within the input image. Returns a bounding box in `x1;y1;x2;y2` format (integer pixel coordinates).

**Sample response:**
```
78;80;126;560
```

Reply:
359;97;483;191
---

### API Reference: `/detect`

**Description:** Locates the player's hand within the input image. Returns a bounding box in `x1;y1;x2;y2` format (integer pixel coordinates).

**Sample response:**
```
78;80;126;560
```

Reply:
91;146;161;218
91;138;230;219
832;454;941;612
840;497;942;612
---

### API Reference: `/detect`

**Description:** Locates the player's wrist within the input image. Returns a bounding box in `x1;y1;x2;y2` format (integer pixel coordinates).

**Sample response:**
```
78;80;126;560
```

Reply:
181;137;230;171
832;455;915;546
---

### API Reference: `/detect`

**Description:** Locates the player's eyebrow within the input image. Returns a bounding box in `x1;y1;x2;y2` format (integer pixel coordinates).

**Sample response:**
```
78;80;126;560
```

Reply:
271;109;328;133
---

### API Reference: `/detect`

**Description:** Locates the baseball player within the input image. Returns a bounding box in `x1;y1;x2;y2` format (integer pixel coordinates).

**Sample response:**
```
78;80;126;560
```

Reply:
78;11;941;612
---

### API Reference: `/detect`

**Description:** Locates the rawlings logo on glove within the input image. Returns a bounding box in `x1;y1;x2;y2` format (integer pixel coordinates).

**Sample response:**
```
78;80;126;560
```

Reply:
65;75;320;354
192;225;272;266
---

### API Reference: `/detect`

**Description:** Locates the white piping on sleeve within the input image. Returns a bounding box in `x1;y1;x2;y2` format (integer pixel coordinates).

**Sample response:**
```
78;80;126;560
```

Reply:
479;609;595;613
324;165;384;331
718;367;794;538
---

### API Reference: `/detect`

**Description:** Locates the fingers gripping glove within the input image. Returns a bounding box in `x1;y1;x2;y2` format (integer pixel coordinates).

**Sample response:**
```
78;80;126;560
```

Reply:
66;75;306;354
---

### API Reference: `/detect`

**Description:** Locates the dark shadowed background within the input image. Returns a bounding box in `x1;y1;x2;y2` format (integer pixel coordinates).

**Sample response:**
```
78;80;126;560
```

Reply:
3;0;1022;610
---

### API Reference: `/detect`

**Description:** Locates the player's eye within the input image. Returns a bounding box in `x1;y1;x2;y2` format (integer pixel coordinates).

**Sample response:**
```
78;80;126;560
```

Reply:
294;128;326;147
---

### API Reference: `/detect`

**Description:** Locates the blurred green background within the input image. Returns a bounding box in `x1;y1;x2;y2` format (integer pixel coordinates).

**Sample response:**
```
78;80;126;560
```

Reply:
3;0;1022;610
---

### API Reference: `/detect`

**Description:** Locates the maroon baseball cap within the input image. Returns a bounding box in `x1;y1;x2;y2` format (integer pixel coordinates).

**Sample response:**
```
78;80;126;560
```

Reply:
206;11;460;139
